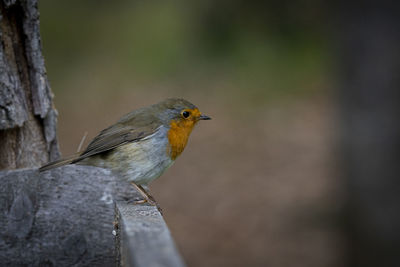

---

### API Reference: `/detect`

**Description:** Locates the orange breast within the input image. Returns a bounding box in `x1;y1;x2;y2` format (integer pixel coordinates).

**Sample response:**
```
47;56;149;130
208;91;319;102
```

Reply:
167;119;196;160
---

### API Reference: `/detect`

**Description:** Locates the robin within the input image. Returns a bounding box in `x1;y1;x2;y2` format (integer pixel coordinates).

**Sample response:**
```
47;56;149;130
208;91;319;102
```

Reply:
40;98;211;204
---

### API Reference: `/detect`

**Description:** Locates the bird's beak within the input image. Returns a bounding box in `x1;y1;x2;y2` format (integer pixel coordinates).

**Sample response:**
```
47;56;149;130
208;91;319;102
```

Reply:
199;114;211;120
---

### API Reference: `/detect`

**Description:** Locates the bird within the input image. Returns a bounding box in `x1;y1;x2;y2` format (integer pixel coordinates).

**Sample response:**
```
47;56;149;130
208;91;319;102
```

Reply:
39;98;211;204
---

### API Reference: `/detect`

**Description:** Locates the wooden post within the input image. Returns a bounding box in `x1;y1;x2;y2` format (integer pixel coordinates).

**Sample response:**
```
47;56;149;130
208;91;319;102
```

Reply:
335;1;400;267
0;166;186;266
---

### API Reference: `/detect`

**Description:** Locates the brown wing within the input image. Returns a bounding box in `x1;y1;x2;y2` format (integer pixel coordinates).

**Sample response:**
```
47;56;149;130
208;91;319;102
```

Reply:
72;120;159;163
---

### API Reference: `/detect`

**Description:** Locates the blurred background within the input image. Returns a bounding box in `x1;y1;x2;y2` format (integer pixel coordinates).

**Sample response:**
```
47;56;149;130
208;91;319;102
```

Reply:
38;1;400;267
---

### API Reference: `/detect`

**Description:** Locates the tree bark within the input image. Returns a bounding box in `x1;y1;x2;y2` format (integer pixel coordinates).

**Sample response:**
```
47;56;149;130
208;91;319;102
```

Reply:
0;0;59;170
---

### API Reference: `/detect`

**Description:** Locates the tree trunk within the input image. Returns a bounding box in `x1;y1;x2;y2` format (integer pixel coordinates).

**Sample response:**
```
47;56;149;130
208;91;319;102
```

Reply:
0;0;59;170
336;2;400;267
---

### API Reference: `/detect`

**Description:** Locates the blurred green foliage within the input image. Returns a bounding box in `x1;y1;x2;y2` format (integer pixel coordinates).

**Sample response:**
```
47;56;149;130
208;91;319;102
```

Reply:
39;0;329;105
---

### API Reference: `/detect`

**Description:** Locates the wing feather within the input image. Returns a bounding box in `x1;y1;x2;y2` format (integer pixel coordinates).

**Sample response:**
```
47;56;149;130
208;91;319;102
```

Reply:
72;115;160;163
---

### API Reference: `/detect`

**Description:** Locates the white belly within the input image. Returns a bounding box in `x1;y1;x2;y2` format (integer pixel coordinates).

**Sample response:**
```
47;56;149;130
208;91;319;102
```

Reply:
85;126;174;185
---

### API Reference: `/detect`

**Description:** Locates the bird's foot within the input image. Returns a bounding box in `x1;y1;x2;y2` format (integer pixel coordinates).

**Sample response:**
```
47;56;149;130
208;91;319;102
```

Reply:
127;196;156;206
129;198;148;205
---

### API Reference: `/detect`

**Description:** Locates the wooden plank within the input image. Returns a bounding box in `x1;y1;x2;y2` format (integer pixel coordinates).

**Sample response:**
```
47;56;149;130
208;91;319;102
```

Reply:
115;202;186;267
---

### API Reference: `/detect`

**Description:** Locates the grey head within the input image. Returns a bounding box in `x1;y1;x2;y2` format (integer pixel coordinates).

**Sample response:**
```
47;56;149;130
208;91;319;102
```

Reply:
155;98;210;125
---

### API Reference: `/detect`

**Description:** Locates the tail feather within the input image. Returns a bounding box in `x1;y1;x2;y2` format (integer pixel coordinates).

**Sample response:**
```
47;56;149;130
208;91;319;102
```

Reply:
39;153;80;172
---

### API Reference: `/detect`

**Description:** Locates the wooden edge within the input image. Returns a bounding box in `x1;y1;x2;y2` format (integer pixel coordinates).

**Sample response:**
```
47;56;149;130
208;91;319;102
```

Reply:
115;202;186;267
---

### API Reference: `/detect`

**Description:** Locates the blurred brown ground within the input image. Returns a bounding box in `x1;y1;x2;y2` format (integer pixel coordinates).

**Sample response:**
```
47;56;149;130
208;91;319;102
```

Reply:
156;95;343;267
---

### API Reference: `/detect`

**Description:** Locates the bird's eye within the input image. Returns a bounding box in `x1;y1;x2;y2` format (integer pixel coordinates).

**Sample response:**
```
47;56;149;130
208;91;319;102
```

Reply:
182;111;190;118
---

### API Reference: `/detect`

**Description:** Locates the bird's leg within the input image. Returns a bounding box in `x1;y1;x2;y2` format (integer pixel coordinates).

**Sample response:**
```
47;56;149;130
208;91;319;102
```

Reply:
130;182;155;205
138;185;163;214
137;185;157;203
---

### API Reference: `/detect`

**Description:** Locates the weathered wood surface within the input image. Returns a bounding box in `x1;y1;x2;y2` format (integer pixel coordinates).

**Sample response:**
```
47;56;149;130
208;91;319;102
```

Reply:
0;166;140;266
0;0;59;169
115;203;186;267
0;166;186;267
